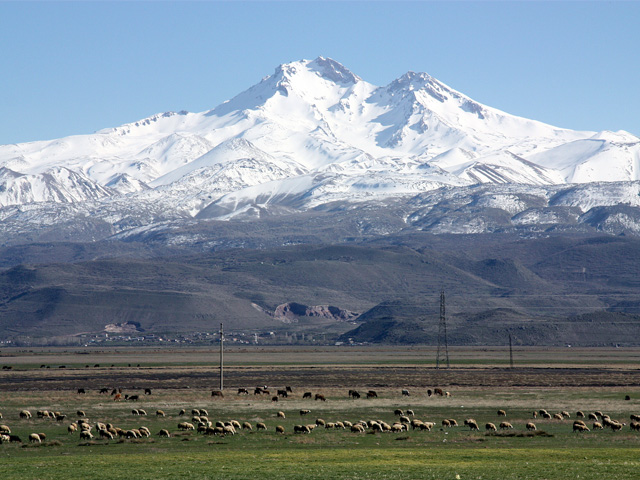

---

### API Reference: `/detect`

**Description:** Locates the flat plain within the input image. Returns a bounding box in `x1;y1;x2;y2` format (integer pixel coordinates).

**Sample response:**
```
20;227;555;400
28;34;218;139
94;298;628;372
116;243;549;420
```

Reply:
1;346;640;479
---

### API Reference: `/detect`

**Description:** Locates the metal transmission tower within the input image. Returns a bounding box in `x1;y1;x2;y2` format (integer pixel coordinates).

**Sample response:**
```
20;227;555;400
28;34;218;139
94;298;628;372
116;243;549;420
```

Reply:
436;290;450;369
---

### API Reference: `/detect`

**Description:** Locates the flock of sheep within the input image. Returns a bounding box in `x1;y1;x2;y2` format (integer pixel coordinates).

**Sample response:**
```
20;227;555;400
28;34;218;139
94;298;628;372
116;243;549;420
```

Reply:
0;387;637;446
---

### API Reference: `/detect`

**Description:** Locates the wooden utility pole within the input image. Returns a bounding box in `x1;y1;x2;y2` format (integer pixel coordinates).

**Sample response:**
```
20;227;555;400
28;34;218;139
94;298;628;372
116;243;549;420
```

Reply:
509;333;514;369
219;323;224;391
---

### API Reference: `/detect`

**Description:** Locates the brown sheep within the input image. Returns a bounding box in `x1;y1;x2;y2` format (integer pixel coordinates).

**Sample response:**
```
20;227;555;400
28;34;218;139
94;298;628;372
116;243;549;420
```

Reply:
277;411;286;418
497;410;506;417
464;419;479;431
499;422;514;430
158;429;170;437
576;411;585;418
257;422;267;431
243;422;253;431
573;423;590;432
276;425;285;434
485;423;497;431
315;394;326;402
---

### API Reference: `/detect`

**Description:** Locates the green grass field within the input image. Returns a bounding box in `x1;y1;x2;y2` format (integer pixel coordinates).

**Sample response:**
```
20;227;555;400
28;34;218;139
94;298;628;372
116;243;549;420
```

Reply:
1;347;640;479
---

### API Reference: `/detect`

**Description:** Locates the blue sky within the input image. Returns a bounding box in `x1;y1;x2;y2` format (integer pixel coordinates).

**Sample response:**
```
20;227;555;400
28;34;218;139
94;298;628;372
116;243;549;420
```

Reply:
1;1;638;145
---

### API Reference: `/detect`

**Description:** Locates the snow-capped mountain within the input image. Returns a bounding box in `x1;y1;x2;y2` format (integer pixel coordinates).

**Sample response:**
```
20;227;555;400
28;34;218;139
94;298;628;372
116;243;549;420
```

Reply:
1;56;639;243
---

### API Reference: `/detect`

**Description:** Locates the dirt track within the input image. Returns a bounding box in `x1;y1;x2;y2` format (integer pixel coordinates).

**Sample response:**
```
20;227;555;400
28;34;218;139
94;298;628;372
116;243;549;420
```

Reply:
1;365;639;391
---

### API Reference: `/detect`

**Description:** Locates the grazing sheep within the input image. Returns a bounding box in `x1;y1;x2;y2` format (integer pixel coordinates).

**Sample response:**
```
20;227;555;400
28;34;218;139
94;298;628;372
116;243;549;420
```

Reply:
19;410;32;419
272;396;279;402
402;389;410;396
28;433;41;443
144;388;152;395
499;422;514;430
400;415;411;424
448;419;458;427
532;411;537;418
464;419;479;431
178;422;194;431
224;425;237;435
257;422;267;431
562;411;570;418
294;425;310;434
237;388;249;395
335;421;345;429
277;389;288;398
630;422;640;431
631;414;640;422
211;390;224;398
441;419;451;428
497;410;507;417
156;410;165;417
158;429;170;437
542;412;552;419
343;421;353;428
366;390;378;398
77;388;86;394
427;389;432;397
132;409;139;416
243;422;253;431
300;409;311;416
315;394;326;402
394;409;404;416
594;411;604;418
411;418;424;430
80;431;93;440
99;429;114;439
351;424;366;433
276;425;285;434
277;411;286;418
0;434;9;444
302;392;312;399
406;409;415;416
9;435;22;443
553;413;563;420
316;418;326;426
230;420;241;430
67;424;77;434
139;426;151;437
526;422;537;431
0;425;11;434
611;422;624;431
179;409;186;416
485;423;497;432
576;411;585;418
434;388;444;396
593;422;603;430
391;423;406;432
573;423;590;432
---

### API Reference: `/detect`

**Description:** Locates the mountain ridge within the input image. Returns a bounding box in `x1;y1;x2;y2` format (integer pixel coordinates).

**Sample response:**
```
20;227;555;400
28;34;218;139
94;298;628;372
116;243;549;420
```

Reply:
1;56;639;244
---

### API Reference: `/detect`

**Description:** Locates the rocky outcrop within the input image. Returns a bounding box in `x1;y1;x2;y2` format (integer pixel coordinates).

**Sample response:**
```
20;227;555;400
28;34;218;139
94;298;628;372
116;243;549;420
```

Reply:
273;302;359;323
